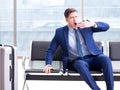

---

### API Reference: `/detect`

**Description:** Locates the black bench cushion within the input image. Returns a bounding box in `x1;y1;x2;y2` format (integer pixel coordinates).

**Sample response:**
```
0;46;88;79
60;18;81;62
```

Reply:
108;42;120;73
109;42;120;61
31;41;62;61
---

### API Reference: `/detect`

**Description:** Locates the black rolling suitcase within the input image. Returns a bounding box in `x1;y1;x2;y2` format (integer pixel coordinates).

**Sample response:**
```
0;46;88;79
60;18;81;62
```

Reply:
0;45;18;90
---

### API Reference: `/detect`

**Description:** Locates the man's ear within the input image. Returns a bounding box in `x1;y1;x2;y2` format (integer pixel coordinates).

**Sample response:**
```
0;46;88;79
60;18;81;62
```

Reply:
65;18;68;23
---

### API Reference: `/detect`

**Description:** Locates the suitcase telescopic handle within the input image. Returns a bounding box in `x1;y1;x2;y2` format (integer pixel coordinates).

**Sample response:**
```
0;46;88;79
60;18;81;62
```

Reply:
9;66;12;81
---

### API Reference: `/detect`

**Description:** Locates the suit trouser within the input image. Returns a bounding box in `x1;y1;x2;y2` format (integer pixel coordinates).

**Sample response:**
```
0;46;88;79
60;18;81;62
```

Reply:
71;54;114;90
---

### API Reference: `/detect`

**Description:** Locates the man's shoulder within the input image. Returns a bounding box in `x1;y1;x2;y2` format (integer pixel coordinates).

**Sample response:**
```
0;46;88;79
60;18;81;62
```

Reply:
56;25;68;30
55;25;68;34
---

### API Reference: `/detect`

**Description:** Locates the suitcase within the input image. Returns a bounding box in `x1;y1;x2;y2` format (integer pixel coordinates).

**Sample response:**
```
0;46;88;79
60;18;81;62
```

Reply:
0;45;18;90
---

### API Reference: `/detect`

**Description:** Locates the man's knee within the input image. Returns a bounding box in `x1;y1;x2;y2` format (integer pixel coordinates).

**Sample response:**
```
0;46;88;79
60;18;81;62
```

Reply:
73;60;89;69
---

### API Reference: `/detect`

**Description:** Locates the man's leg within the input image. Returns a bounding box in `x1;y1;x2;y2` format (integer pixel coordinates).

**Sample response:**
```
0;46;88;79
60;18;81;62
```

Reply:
92;55;114;90
72;59;101;90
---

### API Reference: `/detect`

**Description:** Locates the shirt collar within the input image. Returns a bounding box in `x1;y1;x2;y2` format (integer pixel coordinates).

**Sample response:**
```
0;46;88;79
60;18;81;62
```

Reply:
67;25;75;33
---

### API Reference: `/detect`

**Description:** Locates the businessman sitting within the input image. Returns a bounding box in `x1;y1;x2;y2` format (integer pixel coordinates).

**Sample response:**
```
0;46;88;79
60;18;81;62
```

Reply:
43;8;114;90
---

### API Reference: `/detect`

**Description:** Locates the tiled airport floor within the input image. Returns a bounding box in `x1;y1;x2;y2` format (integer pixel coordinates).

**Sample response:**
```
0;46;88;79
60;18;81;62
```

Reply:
18;60;119;90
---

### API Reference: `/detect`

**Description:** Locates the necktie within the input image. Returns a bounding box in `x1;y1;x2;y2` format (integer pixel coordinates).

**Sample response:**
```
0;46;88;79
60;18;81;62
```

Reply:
74;29;83;58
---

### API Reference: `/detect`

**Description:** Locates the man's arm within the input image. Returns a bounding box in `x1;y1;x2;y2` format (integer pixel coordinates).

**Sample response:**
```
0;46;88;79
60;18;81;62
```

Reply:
43;30;59;74
78;20;110;32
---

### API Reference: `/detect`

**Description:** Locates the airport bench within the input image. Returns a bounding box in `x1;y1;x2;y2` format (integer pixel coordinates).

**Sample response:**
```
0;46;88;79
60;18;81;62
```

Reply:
22;41;120;90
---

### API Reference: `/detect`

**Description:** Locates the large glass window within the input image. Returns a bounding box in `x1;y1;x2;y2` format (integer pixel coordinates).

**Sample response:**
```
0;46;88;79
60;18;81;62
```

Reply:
0;0;14;45
17;0;65;56
0;0;120;57
83;0;120;42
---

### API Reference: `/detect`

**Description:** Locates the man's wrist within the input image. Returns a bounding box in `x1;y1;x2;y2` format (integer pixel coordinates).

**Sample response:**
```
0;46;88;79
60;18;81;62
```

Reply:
45;64;52;67
92;23;97;28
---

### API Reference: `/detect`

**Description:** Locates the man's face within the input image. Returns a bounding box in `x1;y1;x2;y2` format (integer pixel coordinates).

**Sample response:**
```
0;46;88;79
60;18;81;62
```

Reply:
65;11;78;29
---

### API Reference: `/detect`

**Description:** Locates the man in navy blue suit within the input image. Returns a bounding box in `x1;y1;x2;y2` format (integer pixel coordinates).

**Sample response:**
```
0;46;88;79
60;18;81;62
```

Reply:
43;8;114;90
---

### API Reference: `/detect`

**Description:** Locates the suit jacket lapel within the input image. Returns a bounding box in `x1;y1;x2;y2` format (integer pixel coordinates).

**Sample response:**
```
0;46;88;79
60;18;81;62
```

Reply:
63;26;69;49
78;27;89;39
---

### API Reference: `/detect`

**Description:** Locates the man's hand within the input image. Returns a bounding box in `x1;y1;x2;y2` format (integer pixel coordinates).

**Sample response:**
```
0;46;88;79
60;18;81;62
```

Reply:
78;21;96;28
43;65;54;74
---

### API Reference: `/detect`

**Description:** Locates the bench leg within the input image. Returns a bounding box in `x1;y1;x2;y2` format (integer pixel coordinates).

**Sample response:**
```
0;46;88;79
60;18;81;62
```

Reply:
22;76;29;90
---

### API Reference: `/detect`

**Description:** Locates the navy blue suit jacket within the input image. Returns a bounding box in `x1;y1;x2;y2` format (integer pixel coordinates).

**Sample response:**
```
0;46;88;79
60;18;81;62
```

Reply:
45;22;110;72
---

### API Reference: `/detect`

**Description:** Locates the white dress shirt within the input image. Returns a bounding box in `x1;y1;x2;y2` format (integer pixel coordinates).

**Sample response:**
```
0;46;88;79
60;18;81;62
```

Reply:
68;25;91;60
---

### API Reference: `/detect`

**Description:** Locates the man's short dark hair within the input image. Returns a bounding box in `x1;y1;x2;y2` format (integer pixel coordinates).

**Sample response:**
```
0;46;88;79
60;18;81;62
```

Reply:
64;8;78;18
